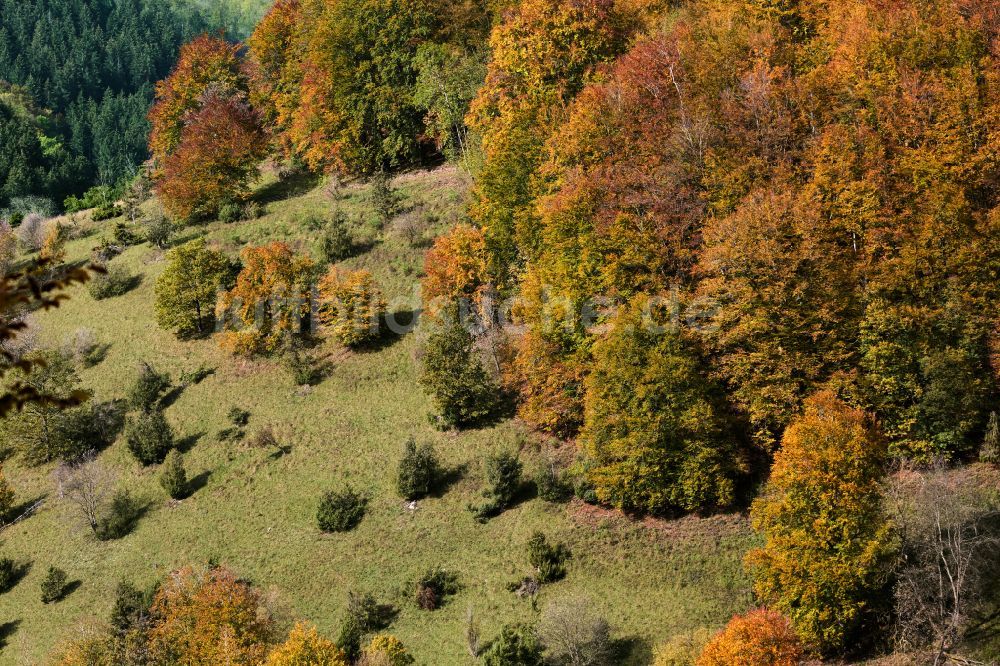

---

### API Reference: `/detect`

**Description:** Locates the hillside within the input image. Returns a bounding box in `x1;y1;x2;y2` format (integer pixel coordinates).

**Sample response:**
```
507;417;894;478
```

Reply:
0;167;755;664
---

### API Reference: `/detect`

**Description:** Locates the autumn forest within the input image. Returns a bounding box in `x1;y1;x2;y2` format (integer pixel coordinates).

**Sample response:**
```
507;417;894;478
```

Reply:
1;0;1000;664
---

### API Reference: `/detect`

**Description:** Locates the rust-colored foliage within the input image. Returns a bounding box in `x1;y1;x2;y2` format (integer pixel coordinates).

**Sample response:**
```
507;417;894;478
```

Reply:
696;609;802;666
156;90;267;221
421;223;488;312
147;566;275;666
217;242;316;356
148;35;246;164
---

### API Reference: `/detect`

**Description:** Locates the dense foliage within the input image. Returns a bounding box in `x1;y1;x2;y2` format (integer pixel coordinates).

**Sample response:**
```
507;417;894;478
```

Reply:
0;0;214;205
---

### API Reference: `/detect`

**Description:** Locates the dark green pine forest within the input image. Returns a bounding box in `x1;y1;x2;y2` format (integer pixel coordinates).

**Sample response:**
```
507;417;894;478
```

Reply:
0;0;269;211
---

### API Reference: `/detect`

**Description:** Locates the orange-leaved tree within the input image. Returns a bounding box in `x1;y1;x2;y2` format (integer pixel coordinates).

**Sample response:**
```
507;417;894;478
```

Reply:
147;565;276;665
421;223;488;313
746;390;897;655
217;242;316;356
148;35;247;164
696;608;802;666
156;90;267;221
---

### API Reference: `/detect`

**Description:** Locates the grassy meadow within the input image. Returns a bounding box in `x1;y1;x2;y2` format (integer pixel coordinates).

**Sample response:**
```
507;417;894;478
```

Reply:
0;166;757;665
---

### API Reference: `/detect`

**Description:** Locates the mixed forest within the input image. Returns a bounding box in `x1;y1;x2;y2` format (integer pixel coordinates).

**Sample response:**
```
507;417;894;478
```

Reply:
1;0;1000;664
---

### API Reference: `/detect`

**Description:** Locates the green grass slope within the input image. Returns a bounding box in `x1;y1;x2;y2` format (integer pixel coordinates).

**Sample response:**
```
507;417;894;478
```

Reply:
0;166;756;664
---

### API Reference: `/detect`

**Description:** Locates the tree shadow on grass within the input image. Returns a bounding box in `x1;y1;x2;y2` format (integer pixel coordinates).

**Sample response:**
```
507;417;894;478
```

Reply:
57;580;82;601
3;494;46;526
253;170;321;205
0;620;20;648
175;432;205;454
185;470;212;497
612;636;654;665
430;463;468;499
352;310;417;355
0;561;32;594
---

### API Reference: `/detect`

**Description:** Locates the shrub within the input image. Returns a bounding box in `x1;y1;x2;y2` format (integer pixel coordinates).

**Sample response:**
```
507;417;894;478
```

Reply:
127;362;171;412
40;566;68;603
145;213;173;248
218;201;243;223
319;211;354;263
65;327;105;368
91;237;124;263
243;201;263;220
317;488;367;532
0;466;14;520
535;463;572;503
527;532;570;583
267;622;349;665
538;595;613;666
652;629;713;666
418;308;498;428
696;609;802;666
159;450;188;499
317;266;387;347
414;568;459;610
88;264;136;300
337;591;392;660
125;409;174;466
469;451;522;521
110;580;154;632
16;213;47;251
482;624;543;666
155;238;234;337
396;437;441;500
180;365;215;385
360;634;414;666
0;558;17;592
93;203;124;221
228;407;251;427
285;348;322;386
370;171;400;225
96;489;140;540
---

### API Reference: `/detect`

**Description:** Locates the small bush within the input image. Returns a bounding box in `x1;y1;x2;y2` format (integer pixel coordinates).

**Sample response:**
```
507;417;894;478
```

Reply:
396;438;441;500
652;628;713;666
360;634;414;666
535;463;572;503
93;203;123;221
0;467;14;520
218;201;242;223
527;532;570;583
317;487;367;532
96;489;140;540
228;407;251;427
91;238;124;263
696;609;802;666
110;580;154;632
159;450;188;499
982;411;999;465
0;558;17;592
88;264;136;300
179;365;214;385
538;595;613;666
40;566;68;603
414;568;459;610
337;591;393;659
243;201;263;220
16;213;47;251
482;624;543;666
127;362;171;412
370;171;400;225
145;214;173;248
65;328;105;368
469;451;522;521
284;348;322;386
125;409;174;466
317;266;387;347
319;211;354;263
